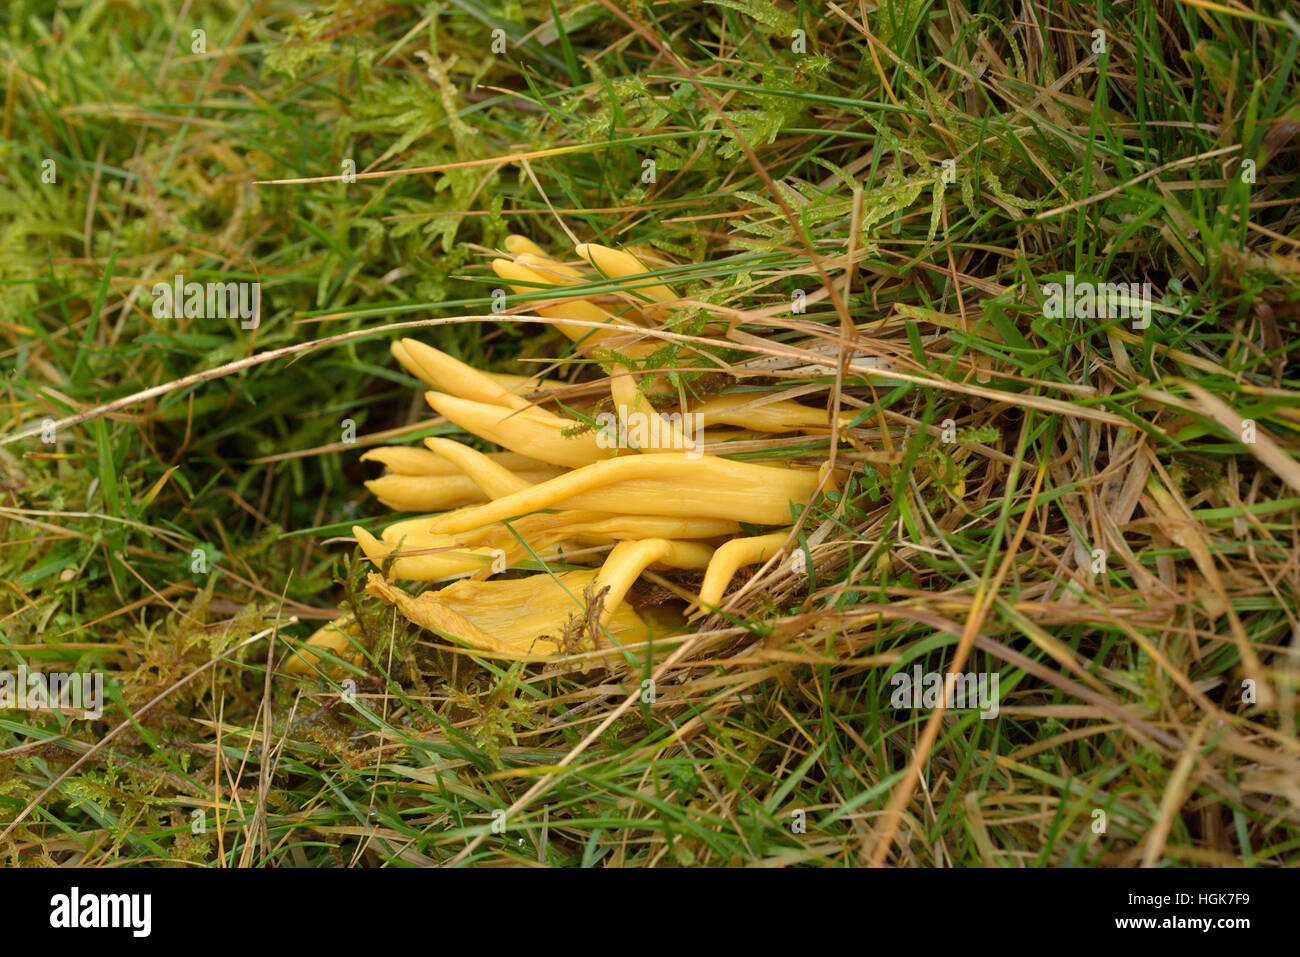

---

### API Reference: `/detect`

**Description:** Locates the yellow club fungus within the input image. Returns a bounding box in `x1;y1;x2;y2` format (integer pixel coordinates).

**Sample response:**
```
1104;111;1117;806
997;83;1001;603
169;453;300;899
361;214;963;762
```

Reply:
289;235;844;675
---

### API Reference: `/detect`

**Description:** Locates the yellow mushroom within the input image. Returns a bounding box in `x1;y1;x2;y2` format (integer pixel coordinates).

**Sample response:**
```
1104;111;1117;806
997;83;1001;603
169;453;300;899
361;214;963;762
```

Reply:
491;255;629;345
609;367;698;454
691;393;857;434
379;509;573;548
695;531;793;611
568;514;740;542
361;445;561;478
575;243;678;312
491;246;664;354
422;436;536;499
302;234;846;674
363;534;711;656
362;465;564;512
363;473;494;512
365;572;656;657
284;614;365;677
362;444;564;511
424;392;609;468
429;453;823;532
354;524;508;580
503;234;548;257
591;538;712;627
392;338;539;412
359;508;740;582
486;369;550;394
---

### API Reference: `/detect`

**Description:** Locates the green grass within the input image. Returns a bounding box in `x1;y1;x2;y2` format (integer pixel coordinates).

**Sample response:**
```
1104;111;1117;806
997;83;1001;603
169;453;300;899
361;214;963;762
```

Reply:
1;0;1299;866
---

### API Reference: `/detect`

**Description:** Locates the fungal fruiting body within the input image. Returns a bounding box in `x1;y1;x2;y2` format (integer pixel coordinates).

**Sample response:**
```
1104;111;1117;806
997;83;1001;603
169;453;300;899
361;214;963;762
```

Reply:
287;236;843;675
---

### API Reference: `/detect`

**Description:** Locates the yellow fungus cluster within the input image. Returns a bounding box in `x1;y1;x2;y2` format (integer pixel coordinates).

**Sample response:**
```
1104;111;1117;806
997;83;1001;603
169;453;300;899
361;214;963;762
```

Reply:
286;237;843;676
